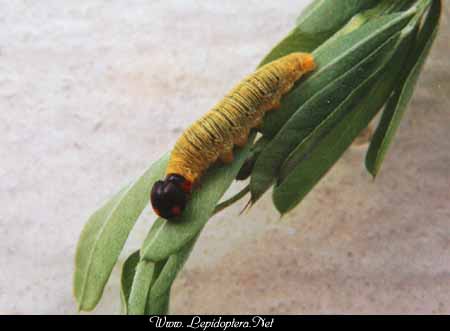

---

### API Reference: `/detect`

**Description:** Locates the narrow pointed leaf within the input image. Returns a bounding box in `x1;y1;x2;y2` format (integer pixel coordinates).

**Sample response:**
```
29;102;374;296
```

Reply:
295;0;378;27
366;0;441;176
144;235;199;315
261;10;416;138
325;0;412;44
261;0;378;66
120;228;169;315
273;109;374;214
120;250;140;315
146;290;171;315
251;10;415;203
277;34;401;182
74;154;169;311
273;31;416;213
127;260;156;315
280;13;420;182
149;234;199;299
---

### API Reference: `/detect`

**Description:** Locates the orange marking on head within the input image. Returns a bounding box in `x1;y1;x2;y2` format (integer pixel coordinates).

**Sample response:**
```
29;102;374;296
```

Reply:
153;207;161;217
171;206;182;216
181;180;193;193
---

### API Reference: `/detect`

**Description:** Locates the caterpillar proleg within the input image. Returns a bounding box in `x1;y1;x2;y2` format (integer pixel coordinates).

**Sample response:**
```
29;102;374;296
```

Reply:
151;52;316;220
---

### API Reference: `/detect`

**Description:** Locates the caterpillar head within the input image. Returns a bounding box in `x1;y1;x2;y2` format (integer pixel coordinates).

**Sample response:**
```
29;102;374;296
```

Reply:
150;174;192;220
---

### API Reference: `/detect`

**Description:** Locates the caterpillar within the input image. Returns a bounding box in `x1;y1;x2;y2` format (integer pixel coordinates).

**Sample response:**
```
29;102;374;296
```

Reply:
151;52;316;220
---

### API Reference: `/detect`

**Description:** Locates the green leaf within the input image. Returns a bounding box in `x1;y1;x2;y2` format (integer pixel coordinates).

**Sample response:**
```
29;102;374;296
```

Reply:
250;10;416;203
140;133;255;262
277;34;401;182
280;11;421;183
366;0;441;177
144;234;199;315
325;0;412;43
260;1;379;66
120;221;195;315
149;234;199;299
272;26;417;213
120;217;167;314
127;259;156;315
120;250;140;315
295;0;378;27
146;290;171;315
261;10;416;139
74;154;169;311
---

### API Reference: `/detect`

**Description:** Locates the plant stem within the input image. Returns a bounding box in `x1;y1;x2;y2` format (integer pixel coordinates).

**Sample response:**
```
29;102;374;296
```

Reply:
213;185;250;216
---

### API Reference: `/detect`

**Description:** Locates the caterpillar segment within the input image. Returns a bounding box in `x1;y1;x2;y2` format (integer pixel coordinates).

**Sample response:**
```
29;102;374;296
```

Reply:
151;52;316;220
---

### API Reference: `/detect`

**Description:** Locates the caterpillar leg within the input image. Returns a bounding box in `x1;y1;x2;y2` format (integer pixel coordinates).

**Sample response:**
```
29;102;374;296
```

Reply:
234;129;250;147
219;146;234;163
271;100;281;110
263;97;281;112
253;118;264;131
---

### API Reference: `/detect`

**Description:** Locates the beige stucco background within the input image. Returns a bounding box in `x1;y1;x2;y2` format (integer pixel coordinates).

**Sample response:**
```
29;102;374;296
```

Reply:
0;1;448;314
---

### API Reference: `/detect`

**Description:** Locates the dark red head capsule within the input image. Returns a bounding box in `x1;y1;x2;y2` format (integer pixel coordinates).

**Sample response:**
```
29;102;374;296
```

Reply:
150;174;192;220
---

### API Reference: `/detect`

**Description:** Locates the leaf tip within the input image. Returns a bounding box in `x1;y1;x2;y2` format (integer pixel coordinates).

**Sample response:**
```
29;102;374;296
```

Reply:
76;301;86;313
239;198;253;215
365;156;381;180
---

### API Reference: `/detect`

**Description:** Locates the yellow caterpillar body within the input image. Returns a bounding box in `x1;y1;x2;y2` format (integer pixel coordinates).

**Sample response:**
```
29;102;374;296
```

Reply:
167;52;316;184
